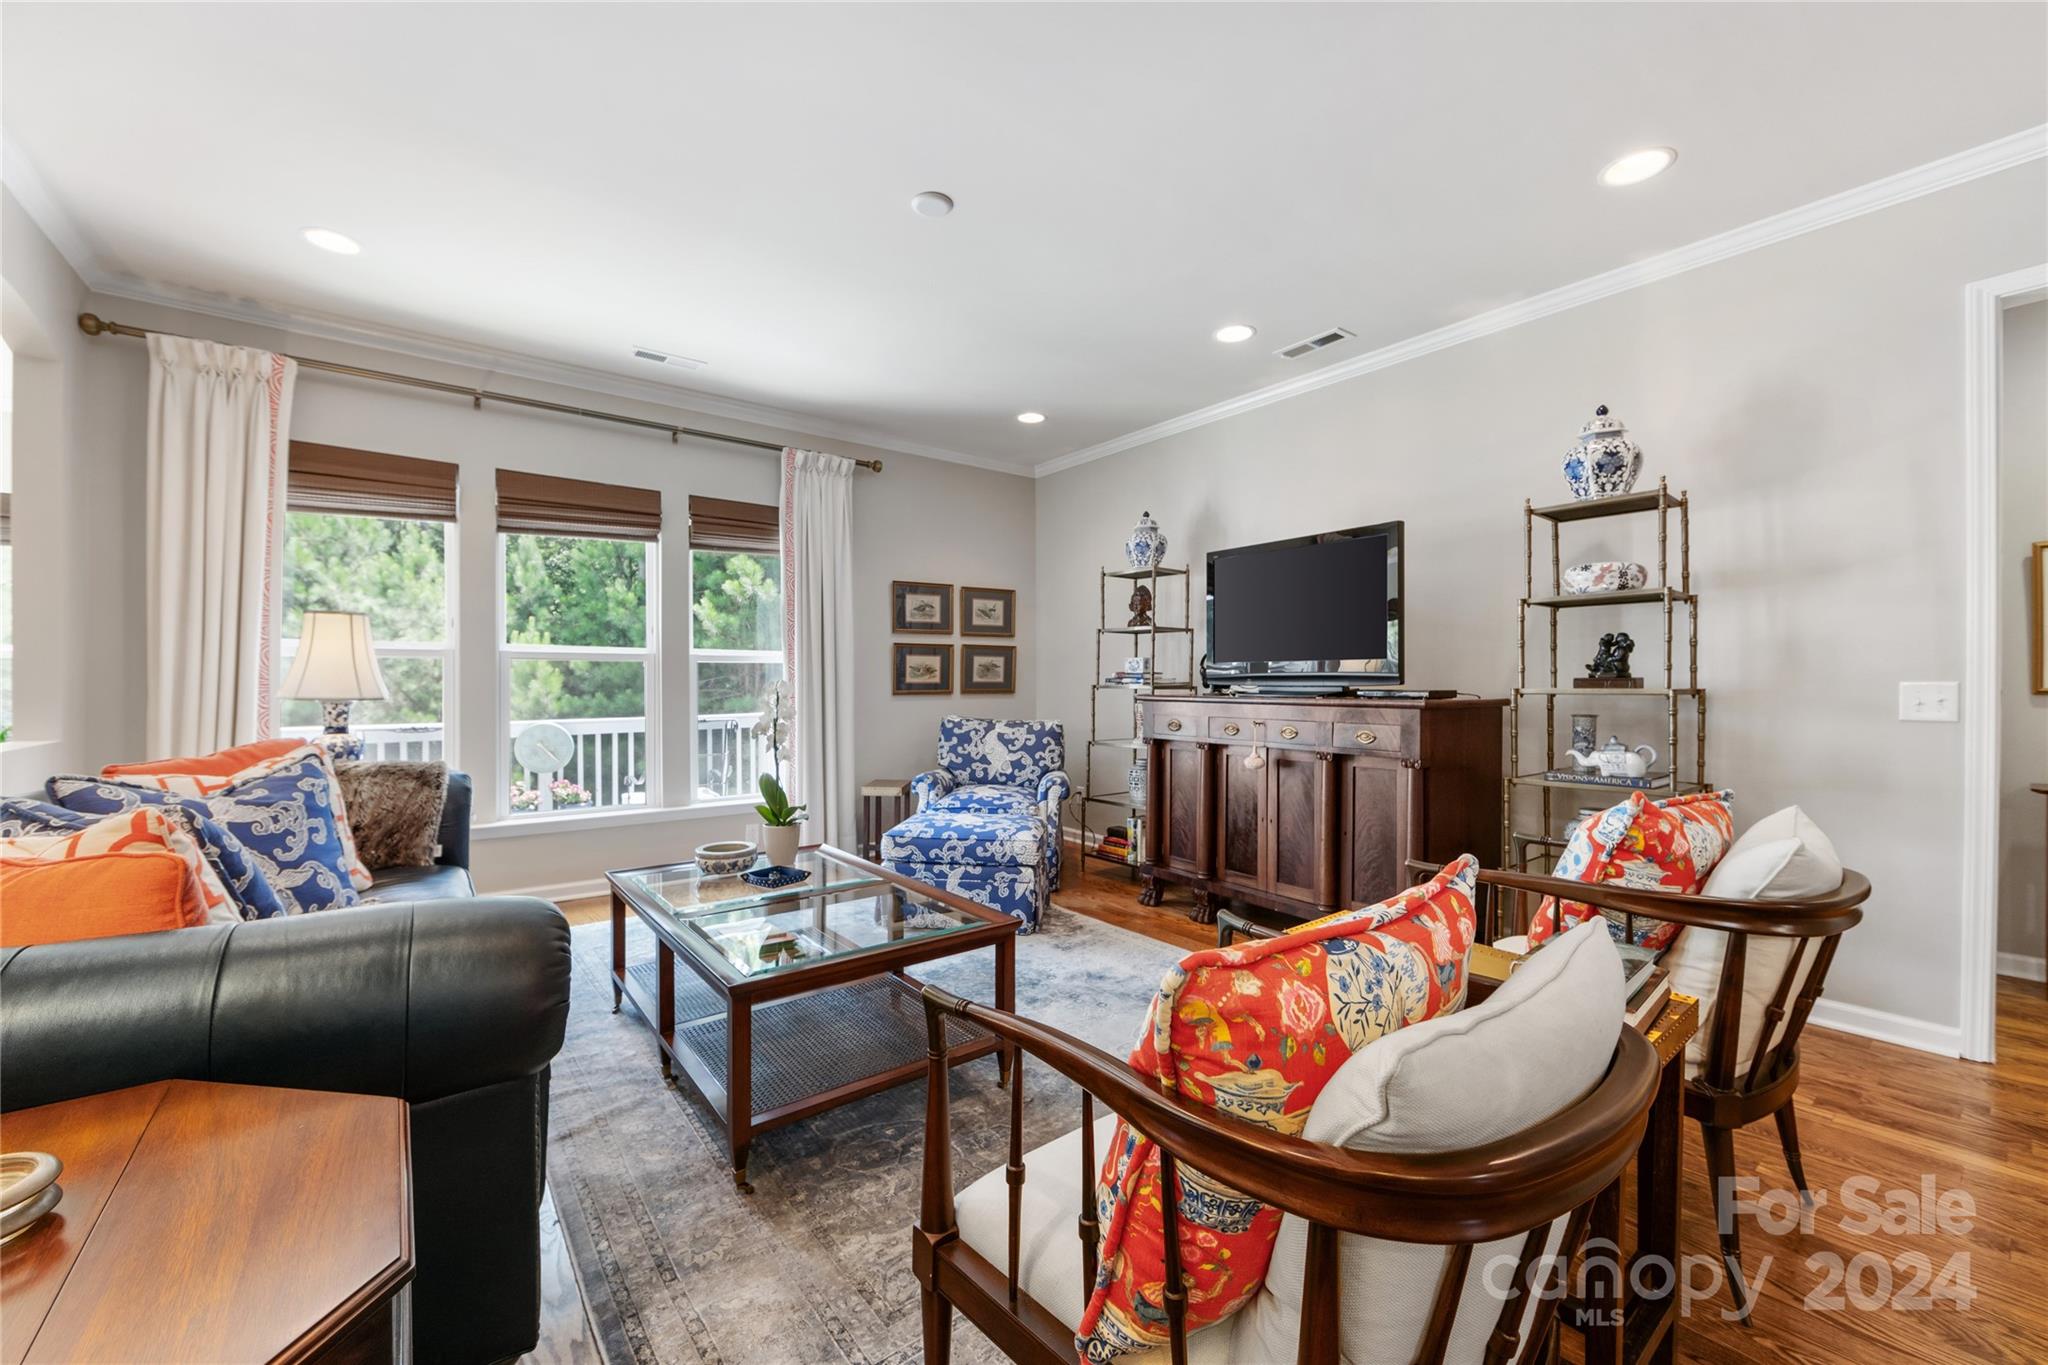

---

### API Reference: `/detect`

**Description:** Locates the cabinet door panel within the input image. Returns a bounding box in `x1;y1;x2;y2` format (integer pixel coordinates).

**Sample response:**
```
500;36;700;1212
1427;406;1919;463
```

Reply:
1269;750;1330;905
1342;756;1410;907
1216;745;1265;890
1163;742;1204;871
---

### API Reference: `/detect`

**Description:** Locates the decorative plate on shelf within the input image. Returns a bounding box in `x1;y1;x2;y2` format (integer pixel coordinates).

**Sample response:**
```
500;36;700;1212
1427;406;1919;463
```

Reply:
741;865;811;890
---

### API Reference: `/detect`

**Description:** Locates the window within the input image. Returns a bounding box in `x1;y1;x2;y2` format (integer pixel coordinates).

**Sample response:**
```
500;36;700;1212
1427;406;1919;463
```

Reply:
688;496;782;801
280;443;458;760
499;470;660;817
281;512;452;757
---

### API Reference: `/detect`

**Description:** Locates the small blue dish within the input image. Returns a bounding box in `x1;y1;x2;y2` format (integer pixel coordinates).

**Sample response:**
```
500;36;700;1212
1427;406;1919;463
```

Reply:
741;865;810;890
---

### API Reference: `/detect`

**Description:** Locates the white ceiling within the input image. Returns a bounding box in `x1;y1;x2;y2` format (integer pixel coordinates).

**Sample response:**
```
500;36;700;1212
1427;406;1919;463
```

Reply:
5;3;2044;472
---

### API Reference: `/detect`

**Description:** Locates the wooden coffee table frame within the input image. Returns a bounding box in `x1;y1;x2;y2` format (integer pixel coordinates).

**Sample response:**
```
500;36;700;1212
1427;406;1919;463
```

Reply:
608;844;1018;1192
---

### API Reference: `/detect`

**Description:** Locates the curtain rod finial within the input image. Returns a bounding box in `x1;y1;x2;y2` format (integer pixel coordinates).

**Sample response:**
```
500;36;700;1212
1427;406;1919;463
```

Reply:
78;312;107;336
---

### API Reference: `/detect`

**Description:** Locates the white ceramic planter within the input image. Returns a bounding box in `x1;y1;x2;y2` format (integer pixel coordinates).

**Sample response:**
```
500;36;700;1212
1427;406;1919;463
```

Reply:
761;822;803;868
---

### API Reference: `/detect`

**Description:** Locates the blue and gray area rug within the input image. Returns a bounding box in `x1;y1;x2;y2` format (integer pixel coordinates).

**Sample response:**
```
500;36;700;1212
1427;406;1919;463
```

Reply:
547;905;1183;1365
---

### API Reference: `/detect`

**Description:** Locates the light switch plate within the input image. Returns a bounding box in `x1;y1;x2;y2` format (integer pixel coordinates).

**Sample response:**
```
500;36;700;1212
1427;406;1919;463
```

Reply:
1898;681;1959;723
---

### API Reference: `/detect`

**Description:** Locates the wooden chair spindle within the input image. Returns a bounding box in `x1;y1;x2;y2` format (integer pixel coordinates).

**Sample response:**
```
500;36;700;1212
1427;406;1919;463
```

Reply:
1157;1147;1189;1365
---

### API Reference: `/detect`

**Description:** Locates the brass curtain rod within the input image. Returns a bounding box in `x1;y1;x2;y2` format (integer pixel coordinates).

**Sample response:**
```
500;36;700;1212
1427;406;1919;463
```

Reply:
75;312;882;473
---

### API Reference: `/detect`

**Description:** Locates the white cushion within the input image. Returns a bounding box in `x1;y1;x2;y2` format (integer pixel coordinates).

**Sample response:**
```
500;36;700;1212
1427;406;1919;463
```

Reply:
1234;919;1624;1365
1664;805;1844;1080
953;1113;1244;1363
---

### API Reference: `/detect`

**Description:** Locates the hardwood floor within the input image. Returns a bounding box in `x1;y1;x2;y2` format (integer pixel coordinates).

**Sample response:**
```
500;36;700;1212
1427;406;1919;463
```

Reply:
532;875;2048;1362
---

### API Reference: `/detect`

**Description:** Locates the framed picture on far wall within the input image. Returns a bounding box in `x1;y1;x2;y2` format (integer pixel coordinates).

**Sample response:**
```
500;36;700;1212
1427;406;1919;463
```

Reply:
892;580;952;633
893;642;954;695
961;644;1016;694
960;586;1016;637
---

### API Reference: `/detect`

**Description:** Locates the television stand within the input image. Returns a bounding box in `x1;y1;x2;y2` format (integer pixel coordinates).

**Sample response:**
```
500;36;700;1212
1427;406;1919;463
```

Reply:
1136;692;1505;925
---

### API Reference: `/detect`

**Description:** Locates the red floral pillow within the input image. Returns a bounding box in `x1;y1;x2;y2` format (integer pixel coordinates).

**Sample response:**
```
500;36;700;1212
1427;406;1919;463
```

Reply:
1527;789;1735;951
1076;857;1478;1361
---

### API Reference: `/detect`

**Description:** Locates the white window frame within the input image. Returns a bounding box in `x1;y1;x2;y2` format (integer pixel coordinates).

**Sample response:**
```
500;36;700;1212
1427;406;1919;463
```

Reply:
495;532;662;820
278;511;458;765
686;545;785;806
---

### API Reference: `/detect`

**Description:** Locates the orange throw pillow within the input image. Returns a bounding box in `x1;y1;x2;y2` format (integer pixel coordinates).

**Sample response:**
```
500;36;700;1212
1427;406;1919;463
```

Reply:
0;851;201;946
101;738;302;783
1077;857;1479;1361
1;807;234;924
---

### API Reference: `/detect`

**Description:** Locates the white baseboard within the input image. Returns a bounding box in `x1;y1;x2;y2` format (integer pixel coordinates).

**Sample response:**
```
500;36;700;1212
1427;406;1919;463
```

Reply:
1997;951;2047;983
1807;998;1963;1059
492;877;609;905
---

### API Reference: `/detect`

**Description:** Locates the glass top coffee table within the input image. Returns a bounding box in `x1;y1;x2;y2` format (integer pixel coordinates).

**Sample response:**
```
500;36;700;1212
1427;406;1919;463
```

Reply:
606;844;1018;1191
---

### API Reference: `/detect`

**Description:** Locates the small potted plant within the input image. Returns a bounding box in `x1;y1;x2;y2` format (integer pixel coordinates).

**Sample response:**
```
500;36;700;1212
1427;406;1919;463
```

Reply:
753;682;805;864
756;772;806;867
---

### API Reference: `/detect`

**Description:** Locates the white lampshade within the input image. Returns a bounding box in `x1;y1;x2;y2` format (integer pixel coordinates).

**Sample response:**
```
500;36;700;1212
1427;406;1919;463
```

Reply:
282;611;389;702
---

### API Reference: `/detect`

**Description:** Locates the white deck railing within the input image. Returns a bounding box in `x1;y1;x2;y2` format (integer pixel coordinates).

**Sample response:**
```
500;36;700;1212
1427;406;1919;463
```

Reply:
283;711;773;811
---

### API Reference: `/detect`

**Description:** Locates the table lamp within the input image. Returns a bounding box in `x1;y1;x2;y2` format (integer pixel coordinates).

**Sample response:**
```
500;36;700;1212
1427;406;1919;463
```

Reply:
281;611;388;760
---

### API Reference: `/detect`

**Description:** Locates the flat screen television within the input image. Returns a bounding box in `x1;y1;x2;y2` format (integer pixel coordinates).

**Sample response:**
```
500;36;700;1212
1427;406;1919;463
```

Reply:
1203;521;1403;690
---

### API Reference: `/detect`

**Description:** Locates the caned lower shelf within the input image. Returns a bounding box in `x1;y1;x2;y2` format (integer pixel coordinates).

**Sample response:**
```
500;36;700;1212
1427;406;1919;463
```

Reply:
1088;738;1146;752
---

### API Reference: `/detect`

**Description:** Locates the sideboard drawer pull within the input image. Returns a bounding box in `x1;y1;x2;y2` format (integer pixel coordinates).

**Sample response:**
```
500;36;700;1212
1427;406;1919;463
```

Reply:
1223;722;1240;736
1166;718;1182;732
1279;725;1299;741
1355;729;1377;746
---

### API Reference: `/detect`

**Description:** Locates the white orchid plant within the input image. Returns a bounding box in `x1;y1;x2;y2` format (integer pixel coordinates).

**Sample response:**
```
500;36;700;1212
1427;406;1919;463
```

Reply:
751;681;803;826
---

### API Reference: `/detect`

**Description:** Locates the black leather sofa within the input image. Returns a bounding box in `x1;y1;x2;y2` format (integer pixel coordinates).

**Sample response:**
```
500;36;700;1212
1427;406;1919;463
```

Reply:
0;770;572;1364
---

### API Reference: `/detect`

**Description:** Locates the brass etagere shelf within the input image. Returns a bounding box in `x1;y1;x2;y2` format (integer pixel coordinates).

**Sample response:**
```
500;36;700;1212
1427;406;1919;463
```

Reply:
1077;565;1195;881
1504;478;1708;910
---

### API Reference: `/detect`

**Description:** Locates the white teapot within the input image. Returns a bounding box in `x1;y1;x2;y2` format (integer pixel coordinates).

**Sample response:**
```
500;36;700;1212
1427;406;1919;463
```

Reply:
1567;735;1658;780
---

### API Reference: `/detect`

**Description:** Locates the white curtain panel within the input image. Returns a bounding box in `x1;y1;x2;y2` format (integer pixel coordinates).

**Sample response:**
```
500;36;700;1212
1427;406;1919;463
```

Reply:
781;447;857;848
144;334;297;755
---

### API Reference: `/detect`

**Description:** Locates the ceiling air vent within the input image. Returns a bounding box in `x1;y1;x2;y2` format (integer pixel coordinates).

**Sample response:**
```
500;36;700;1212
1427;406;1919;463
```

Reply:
632;346;707;372
1276;327;1355;360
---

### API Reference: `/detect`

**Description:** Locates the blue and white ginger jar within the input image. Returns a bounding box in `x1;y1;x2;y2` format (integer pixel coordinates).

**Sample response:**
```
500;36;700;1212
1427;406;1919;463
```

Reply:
1124;510;1168;571
1562;405;1644;500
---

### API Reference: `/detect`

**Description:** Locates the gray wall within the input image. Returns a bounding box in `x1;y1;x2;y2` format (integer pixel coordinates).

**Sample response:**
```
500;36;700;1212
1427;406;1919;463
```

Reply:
1999;300;2047;970
1034;162;2048;1035
2;193;1036;893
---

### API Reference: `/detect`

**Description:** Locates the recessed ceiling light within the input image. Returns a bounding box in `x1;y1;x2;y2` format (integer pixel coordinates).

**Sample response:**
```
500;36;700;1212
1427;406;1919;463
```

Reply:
910;191;955;219
1016;411;1045;425
1598;147;1677;188
300;227;361;255
1213;324;1257;344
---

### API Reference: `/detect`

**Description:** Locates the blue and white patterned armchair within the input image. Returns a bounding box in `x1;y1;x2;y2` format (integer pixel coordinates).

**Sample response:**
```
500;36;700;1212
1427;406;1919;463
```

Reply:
884;717;1069;932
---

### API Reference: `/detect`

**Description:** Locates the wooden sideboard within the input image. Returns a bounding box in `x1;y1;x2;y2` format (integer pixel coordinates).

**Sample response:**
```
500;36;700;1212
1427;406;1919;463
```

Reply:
1138;694;1505;923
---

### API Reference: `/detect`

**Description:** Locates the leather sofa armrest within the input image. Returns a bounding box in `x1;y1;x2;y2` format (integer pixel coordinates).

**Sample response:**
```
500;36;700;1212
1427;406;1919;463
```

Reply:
436;771;473;870
0;899;569;1112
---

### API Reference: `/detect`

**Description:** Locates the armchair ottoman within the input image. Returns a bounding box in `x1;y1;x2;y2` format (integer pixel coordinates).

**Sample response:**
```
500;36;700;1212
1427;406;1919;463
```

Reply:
883;717;1070;932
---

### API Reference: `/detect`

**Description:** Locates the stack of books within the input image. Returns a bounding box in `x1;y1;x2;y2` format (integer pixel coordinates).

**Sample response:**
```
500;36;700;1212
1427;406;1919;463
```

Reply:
1469;938;1673;1031
1095;821;1144;865
1102;669;1153;686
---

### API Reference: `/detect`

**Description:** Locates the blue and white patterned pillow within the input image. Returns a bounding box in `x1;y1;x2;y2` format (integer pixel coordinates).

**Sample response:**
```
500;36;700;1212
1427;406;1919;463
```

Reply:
0;796;290;920
48;755;359;914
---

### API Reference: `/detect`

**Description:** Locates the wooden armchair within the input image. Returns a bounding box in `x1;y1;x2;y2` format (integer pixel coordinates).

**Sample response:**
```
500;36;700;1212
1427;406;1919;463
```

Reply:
912;970;1660;1365
1259;861;1860;1322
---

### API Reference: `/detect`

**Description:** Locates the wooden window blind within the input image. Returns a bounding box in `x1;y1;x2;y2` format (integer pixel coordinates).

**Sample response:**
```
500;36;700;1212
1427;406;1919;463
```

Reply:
496;469;661;542
687;495;779;553
287;442;460;522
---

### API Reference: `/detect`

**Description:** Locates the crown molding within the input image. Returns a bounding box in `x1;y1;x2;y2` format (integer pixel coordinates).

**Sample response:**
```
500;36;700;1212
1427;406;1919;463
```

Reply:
1034;123;2048;479
1;133;102;276
79;278;1029;476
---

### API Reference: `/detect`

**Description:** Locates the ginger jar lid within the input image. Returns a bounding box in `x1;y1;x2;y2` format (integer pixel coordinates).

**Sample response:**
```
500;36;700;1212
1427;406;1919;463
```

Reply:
1576;405;1629;445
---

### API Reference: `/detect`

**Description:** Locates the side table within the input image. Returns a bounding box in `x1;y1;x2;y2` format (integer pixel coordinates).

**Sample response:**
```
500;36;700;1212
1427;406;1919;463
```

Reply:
859;777;912;860
1;1080;413;1364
